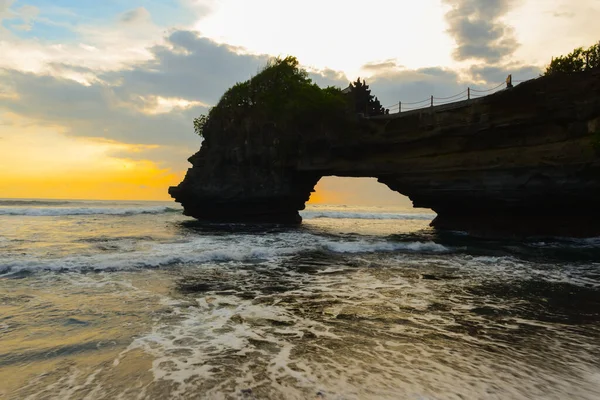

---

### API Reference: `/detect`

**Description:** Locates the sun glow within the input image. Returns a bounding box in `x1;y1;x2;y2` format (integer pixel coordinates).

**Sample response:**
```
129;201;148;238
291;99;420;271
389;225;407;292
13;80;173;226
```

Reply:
197;0;454;79
0;115;182;200
309;177;412;207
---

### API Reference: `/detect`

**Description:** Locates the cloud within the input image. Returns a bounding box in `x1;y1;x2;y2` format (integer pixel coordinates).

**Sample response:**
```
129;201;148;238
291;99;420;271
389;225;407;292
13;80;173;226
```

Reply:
0;68;205;148
0;1;39;31
0;30;270;170
309;68;348;88
97;30;270;104
443;0;520;63
350;62;479;107
182;0;215;19
367;67;469;109
0;2;211;75
119;7;152;24
552;11;575;18
0;0;13;16
361;60;401;72
469;63;542;83
0;22;540;176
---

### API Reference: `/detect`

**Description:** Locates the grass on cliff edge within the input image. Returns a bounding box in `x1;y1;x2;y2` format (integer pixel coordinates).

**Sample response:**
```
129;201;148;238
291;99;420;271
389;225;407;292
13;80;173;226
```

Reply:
193;56;350;141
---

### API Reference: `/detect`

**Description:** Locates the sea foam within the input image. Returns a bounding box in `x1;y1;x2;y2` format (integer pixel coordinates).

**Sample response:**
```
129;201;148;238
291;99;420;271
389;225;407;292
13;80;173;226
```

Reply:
302;210;435;220
0;231;451;275
0;206;180;216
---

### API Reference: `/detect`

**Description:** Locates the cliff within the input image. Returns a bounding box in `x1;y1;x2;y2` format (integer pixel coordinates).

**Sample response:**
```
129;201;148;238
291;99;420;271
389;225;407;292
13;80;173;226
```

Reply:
170;69;600;237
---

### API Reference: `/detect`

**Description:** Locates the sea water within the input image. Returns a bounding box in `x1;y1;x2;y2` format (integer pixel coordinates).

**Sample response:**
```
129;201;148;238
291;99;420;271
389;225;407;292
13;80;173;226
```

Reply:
0;199;599;399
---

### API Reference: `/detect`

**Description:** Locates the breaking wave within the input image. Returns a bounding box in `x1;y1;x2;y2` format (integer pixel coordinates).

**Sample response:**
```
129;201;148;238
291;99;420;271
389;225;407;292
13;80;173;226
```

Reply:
0;206;180;216
0;234;451;276
321;240;449;253
0;200;76;206
302;210;435;220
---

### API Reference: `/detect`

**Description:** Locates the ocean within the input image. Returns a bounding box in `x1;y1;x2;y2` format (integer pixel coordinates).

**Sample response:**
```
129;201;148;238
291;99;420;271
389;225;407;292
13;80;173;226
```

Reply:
1;199;599;400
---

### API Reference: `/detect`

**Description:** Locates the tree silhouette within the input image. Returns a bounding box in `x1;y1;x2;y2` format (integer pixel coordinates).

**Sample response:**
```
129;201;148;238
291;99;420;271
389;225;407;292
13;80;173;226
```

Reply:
348;78;387;116
545;41;600;75
193;56;348;140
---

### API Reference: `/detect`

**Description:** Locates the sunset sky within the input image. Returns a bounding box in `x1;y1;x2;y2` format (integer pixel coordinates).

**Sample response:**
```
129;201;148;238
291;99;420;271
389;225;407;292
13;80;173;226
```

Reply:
1;0;599;204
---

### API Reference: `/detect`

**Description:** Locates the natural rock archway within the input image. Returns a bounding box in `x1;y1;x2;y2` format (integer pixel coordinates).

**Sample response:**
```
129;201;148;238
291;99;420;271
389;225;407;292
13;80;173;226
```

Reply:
170;69;600;236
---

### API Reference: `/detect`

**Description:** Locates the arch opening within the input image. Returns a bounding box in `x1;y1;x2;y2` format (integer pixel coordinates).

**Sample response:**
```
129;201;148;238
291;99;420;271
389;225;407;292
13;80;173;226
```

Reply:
308;177;413;208
301;176;437;232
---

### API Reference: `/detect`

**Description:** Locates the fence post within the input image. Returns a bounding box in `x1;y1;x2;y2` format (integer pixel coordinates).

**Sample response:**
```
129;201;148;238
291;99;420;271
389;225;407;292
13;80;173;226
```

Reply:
431;95;433;107
468;87;470;100
399;101;401;113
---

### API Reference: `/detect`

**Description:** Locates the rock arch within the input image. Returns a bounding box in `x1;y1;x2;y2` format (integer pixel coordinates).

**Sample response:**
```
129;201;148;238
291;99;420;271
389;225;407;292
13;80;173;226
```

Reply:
170;70;600;236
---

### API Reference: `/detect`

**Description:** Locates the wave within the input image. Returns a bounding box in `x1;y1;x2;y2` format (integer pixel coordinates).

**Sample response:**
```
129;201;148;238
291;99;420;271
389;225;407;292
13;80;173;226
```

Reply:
0;247;297;275
0;206;181;216
529;237;600;249
302;211;436;220
322;240;449;253
0;234;451;275
0;200;76;206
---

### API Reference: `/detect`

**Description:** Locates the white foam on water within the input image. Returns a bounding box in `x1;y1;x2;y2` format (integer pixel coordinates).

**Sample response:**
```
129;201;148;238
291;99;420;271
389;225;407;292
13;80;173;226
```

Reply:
0;241;301;275
453;255;600;288
322;240;449;254
0;229;452;275
107;256;600;399
115;293;341;399
0;206;180;216
530;236;600;248
302;210;435;220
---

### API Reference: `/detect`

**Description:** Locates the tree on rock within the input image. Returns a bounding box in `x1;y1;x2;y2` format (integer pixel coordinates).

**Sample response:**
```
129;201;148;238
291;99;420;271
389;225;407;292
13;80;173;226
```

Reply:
193;56;349;143
347;78;387;116
545;41;600;75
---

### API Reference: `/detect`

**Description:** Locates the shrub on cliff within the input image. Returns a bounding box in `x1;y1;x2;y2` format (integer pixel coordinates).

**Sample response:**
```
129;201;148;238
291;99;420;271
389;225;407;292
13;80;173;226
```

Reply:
347;78;387;116
545;41;600;75
194;56;348;141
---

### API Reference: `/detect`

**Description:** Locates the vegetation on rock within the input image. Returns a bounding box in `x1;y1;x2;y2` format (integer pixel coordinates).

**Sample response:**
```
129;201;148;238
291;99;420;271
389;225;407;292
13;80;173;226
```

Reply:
193;56;392;143
193;56;349;140
545;41;600;75
347;78;388;116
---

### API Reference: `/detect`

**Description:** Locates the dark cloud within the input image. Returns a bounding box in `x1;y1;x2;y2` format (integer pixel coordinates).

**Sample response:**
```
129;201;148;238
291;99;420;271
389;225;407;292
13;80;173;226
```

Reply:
443;0;520;63
0;69;205;150
0;30;272;158
100;30;269;104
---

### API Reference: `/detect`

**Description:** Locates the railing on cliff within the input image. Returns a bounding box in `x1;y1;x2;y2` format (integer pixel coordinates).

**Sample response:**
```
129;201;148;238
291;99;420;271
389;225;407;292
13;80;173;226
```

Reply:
383;75;529;114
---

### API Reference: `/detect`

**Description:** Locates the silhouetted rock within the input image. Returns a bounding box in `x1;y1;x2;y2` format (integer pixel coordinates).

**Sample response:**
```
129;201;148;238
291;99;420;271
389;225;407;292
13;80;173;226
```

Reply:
170;69;600;237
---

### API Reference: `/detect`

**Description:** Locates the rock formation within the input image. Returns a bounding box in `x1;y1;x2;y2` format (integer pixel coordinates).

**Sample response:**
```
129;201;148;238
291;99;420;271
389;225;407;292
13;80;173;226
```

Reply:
170;69;600;237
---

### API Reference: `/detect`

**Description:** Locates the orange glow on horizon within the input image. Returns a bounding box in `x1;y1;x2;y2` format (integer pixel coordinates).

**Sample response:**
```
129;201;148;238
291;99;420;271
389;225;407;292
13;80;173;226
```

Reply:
0;164;183;201
307;180;344;204
0;115;187;201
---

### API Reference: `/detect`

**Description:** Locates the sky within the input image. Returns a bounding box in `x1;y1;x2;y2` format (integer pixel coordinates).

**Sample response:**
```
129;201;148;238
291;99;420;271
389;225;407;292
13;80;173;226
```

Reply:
0;0;599;204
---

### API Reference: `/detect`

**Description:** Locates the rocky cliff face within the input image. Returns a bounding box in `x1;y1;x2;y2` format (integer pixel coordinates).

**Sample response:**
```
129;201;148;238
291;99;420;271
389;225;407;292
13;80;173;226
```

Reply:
170;70;600;237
